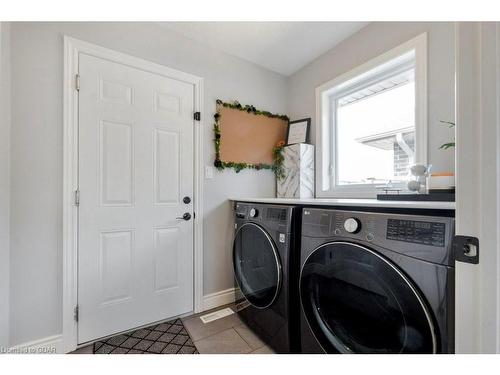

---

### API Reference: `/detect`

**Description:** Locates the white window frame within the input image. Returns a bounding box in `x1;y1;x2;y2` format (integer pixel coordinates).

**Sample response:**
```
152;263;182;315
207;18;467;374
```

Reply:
315;33;428;198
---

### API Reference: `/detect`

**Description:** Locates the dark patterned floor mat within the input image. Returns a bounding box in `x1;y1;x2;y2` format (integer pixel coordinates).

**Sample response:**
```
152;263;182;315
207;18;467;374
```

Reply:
93;318;199;354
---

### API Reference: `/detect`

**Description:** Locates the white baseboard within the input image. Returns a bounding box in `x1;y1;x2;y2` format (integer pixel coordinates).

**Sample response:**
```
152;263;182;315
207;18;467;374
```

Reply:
203;287;236;311
7;334;63;354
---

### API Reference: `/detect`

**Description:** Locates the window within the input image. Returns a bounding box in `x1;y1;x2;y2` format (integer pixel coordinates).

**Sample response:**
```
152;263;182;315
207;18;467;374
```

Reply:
316;34;427;197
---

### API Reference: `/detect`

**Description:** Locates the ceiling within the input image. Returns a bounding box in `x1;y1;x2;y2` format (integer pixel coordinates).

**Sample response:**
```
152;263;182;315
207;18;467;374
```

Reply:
158;22;368;76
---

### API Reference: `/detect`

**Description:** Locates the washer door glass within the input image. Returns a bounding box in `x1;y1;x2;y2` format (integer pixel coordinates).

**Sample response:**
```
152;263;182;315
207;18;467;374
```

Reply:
300;242;436;353
233;223;282;309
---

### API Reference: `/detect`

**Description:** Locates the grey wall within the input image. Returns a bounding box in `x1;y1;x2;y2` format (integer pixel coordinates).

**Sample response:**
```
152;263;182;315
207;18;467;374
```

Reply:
287;22;456;174
8;22;286;346
4;21;457;348
0;22;11;349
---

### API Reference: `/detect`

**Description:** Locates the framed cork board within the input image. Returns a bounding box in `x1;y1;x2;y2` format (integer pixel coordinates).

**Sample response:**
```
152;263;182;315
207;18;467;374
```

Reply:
213;100;289;173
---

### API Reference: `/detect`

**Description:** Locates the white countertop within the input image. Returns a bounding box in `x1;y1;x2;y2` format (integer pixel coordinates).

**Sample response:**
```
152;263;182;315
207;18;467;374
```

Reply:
231;197;455;210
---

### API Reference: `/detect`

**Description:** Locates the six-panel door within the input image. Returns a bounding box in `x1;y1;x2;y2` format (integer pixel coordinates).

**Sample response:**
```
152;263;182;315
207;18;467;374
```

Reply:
78;53;195;343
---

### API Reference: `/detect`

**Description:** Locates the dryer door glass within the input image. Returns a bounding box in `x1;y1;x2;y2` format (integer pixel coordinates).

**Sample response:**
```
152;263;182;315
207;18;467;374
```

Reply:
300;242;437;353
233;223;282;309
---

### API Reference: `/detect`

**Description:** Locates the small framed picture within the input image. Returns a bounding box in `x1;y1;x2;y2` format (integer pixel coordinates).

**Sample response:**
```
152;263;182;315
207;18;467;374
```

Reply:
286;118;311;145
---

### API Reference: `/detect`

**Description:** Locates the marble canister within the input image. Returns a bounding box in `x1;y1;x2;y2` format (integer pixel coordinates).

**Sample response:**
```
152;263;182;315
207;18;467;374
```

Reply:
277;144;315;198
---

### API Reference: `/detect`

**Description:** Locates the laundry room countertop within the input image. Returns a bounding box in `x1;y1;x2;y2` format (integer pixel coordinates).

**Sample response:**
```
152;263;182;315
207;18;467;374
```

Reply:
230;197;455;210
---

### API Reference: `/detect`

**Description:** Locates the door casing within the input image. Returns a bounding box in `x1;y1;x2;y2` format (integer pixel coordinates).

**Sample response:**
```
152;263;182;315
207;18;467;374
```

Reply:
62;36;204;353
455;22;500;353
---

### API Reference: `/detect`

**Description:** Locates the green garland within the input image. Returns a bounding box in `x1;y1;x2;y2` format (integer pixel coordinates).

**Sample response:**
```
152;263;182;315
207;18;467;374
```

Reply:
273;143;286;180
213;100;288;178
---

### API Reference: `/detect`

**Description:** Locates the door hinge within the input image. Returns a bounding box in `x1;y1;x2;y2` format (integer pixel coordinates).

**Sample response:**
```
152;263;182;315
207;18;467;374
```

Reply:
74;305;79;322
75;74;80;91
453;235;479;264
193;112;201;121
74;189;80;206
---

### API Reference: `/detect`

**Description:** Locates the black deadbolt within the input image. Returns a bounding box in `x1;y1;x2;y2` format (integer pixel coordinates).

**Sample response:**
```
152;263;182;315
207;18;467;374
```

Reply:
183;196;191;204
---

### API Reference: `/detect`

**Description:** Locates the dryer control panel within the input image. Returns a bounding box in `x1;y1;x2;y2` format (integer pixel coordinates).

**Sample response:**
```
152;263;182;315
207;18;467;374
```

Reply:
234;202;295;234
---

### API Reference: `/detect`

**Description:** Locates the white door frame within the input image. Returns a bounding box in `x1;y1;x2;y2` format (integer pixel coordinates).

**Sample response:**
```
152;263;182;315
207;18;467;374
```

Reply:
455;22;500;353
62;36;204;353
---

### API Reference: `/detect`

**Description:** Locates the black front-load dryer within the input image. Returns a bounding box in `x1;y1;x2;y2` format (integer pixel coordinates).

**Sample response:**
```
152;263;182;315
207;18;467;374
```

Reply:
233;202;301;353
299;207;455;354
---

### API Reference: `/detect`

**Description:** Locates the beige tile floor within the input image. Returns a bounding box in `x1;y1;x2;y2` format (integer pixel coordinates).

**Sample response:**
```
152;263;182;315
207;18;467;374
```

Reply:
70;304;275;354
182;305;274;354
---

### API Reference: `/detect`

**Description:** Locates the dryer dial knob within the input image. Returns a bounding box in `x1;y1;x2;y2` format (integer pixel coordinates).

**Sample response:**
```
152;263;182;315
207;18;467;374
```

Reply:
249;208;259;218
344;218;361;233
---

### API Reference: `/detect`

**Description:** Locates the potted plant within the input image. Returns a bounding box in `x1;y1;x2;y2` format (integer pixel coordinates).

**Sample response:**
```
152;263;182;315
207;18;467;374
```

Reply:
439;120;455;150
429;120;456;193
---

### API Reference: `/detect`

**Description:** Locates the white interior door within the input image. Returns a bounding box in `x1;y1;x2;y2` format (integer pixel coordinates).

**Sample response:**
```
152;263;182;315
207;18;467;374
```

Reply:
77;53;195;344
455;22;500;353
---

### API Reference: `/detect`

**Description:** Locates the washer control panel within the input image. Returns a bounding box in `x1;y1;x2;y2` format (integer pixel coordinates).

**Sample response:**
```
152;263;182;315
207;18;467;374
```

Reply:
302;208;455;266
386;219;446;247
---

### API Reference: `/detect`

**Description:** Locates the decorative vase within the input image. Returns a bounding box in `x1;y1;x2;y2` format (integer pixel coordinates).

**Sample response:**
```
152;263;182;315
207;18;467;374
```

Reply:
277;144;314;198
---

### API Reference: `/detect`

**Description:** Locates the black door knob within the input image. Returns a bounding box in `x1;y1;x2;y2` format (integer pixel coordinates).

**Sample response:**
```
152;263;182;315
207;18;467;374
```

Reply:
183;196;191;204
176;212;192;221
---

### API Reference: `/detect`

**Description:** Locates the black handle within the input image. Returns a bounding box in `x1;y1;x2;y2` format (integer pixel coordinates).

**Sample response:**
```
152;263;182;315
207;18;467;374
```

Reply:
176;212;192;221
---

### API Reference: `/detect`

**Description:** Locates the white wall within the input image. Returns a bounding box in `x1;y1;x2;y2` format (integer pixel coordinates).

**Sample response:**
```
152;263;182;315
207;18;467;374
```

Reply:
287;22;456;174
8;22;286;346
0;22;11;348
